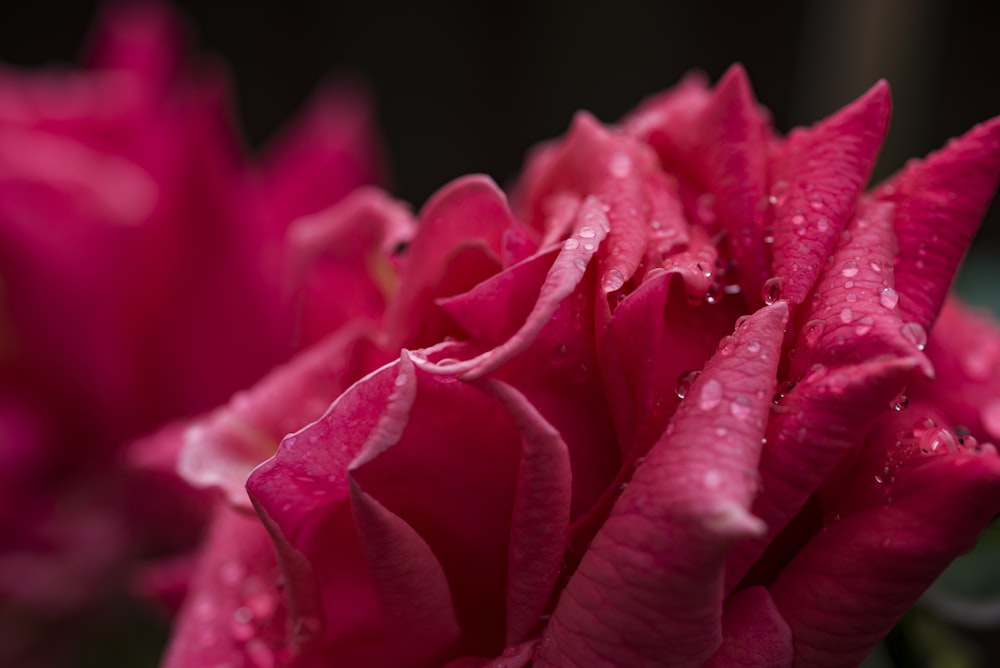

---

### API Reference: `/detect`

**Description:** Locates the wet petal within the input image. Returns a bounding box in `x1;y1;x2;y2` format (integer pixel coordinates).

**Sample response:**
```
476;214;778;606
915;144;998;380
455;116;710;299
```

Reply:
874;115;1000;330
162;504;287;668
769;80;890;306
768;408;1000;666
789;198;932;380
179;322;381;508
386;175;515;348
537;302;787;667
416;196;609;379
725;355;921;590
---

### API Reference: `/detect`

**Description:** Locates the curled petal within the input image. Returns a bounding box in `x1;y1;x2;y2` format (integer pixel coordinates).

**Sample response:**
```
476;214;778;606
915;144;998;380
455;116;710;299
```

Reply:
161;504;287;668
386;175;515;348
769;80;890;306
538;302;787;667
179;322;380;508
706;587;793;668
725;355;921;590
416;196;609;379
790;198;932;380
473;379;572;646
874;115;1000;330
768;411;1000;666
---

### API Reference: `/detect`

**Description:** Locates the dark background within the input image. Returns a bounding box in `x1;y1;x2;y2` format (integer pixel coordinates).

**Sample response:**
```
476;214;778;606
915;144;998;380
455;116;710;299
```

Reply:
2;1;998;225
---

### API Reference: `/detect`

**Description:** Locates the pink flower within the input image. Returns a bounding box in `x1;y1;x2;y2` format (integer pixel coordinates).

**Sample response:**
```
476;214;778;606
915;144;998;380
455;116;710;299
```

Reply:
0;1;383;660
169;66;1000;666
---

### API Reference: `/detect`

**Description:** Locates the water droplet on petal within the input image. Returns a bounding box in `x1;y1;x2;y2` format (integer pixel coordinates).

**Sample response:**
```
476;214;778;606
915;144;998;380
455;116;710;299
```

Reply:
578;226;596;239
563;238;579;250
854;316;874;336
840;308;854;324
891;393;909;411
900;322;927;351
791;213;805;226
816;217;830;232
747;340;761;354
675;370;701;399
762;277;783;305
803;319;825;346
730;396;753;420
841;260;859;278
602;268;625;292
880;287;899;309
870;260;882;273
699;379;724;411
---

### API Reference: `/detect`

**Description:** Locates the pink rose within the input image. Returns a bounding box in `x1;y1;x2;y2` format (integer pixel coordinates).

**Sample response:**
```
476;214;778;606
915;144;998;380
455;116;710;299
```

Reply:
168;66;1000;666
0;1;383;661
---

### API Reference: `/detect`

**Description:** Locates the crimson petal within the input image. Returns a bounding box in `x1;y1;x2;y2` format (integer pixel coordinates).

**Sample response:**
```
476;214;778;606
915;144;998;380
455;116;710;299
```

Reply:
769;80;890;306
537;302;787;667
768;408;1000;666
873;115;1000;330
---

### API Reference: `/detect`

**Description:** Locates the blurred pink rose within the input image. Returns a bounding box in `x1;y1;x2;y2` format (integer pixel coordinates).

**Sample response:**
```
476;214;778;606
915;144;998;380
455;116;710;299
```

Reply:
0;1;383;663
164;65;1000;667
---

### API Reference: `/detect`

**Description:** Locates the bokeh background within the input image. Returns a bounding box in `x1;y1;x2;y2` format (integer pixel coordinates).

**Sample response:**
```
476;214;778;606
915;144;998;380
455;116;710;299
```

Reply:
1;0;998;666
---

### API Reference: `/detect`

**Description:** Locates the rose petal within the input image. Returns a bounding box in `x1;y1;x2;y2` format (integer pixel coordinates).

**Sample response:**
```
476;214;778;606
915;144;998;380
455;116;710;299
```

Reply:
473;379;572;645
348;478;462;666
257;85;384;234
705;587;793;667
912;297;1000;442
386;175;515;348
767;408;1000;666
416;196;609;379
789;198;933;380
874;115;1000;330
537;302;787;667
179;322;381;508
695;65;770;302
769;80;891;306
725;355;921;590
161;504;287;668
286;187;413;348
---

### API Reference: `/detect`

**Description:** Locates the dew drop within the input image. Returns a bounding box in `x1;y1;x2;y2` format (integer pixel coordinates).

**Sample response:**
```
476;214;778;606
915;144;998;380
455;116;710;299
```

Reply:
839;308;854;324
841;260;859;278
675;370;701;399
846;293;858;303
762;277;783;305
730;396;753;420
582;241;595;251
563;237;580;250
602;268;625;292
747;340;761;354
803;319;825;346
879;287;899;310
891;393;909;411
809;194;824;210
699;379;724;411
870;260;882;273
816;217;830;232
900;322;927;351
854;316;874;336
874;475;884;484
578;226;597;239
791;213;805;226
